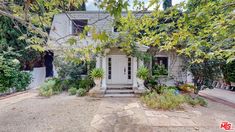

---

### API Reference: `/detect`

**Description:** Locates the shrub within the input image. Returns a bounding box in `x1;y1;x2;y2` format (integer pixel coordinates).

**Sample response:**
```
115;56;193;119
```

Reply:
141;89;185;110
39;87;53;97
78;76;94;90
185;96;208;107
76;88;87;96
223;61;235;83
152;64;168;76
39;80;56;97
0;56;32;93
137;66;149;80
51;78;63;94
90;68;104;79
68;87;77;95
38;79;63;97
179;84;195;93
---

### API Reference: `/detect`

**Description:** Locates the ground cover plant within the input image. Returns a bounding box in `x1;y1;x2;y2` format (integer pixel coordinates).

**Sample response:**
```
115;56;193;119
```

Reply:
141;86;207;110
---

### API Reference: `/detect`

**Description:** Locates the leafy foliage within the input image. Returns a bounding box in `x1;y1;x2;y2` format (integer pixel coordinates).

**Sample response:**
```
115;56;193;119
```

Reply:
90;68;104;79
222;61;235;83
141;89;185;110
0;55;32;93
39;79;56;97
137;66;149;80
184;95;208;107
76;88;87;96
141;88;208;110
152;64;168;77
68;87;77;95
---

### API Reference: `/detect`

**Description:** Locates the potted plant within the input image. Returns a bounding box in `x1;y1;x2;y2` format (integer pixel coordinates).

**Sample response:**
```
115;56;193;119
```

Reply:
90;68;104;88
137;66;149;89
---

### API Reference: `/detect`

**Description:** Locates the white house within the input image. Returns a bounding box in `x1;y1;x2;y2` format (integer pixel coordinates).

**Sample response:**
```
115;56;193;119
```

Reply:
48;11;190;97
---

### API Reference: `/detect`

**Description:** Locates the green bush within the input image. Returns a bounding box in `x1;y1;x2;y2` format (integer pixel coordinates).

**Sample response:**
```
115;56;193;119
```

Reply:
68;87;77;95
152;64;168;76
38;79;63;97
0;56;32;93
223;61;235;83
39;80;56;97
78;76;94;90
137;66;149;80
141;89;185;110
76;88;87;96
184;96;208;107
90;68;104;79
39;87;53;97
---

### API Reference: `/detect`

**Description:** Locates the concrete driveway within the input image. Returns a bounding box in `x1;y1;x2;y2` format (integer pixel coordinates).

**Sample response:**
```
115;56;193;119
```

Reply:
0;91;235;132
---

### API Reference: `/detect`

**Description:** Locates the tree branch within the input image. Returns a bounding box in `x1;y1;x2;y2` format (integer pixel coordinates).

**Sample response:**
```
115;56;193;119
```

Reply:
0;10;48;38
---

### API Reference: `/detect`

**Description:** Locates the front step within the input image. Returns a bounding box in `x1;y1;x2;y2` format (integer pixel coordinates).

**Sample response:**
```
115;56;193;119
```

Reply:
106;89;134;94
105;87;135;97
104;94;135;97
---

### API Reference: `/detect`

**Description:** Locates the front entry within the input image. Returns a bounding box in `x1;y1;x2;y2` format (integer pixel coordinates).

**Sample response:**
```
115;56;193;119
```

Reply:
106;55;132;85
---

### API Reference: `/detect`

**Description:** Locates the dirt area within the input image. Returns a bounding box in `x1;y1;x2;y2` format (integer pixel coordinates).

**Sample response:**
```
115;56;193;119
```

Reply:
0;91;235;132
0;93;101;132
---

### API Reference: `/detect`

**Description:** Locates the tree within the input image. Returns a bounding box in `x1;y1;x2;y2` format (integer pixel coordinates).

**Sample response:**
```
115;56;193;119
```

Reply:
0;0;234;89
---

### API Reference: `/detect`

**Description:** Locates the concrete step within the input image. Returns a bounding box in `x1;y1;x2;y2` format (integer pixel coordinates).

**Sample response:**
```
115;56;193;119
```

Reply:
105;89;134;94
107;87;133;90
104;94;135;97
107;84;133;89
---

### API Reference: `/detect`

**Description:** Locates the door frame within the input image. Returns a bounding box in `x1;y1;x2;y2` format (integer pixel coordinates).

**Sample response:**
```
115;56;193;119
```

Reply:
106;55;133;85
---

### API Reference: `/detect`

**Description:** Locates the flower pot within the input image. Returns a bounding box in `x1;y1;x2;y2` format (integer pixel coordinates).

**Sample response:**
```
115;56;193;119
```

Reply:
94;78;101;88
137;78;145;89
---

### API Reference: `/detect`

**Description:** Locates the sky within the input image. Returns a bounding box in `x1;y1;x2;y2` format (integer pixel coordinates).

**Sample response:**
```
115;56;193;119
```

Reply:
86;0;186;11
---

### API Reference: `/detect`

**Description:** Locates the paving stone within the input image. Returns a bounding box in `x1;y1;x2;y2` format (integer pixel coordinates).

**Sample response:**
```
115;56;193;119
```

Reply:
148;117;183;126
177;118;196;126
102;114;117;126
117;110;134;117
117;115;134;124
124;103;140;110
90;114;103;126
191;110;202;116
114;125;152;132
90;118;113;132
145;110;169;118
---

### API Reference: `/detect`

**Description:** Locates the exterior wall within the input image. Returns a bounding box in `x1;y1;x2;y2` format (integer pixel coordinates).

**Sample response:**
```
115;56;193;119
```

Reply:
48;11;151;47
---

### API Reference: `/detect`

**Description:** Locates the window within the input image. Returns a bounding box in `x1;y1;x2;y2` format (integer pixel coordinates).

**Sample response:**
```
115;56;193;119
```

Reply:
113;26;118;32
128;58;131;79
108;58;112;79
113;21;121;32
72;19;88;34
152;56;168;76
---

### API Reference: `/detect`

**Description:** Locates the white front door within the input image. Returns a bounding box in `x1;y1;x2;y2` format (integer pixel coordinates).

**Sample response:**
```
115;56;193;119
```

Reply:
107;55;132;84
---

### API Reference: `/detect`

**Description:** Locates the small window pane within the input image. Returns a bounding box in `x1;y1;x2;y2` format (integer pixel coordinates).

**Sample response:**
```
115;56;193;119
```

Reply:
128;58;131;79
108;58;112;79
